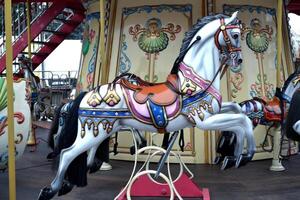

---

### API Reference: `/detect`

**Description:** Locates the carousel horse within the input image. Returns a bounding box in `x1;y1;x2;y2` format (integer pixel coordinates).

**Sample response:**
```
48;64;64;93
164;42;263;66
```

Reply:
285;88;300;140
0;77;31;171
38;12;256;200
216;69;300;164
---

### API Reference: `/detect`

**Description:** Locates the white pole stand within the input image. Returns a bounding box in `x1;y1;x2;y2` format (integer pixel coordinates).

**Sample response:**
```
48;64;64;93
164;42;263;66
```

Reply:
114;141;210;200
269;124;285;172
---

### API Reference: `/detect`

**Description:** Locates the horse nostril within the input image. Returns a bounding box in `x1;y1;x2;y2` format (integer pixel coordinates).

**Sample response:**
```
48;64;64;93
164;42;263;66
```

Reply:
238;59;243;64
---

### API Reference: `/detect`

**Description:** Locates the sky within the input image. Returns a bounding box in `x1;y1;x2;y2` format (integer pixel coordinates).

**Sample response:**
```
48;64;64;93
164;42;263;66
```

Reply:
35;40;82;78
289;13;300;34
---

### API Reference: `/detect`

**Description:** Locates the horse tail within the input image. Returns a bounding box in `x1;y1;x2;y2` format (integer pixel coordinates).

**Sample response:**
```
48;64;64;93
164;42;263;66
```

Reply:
61;91;88;187
48;104;64;150
285;89;300;141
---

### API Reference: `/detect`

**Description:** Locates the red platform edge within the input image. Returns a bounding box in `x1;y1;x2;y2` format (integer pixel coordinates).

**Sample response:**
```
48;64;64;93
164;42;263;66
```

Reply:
117;172;210;200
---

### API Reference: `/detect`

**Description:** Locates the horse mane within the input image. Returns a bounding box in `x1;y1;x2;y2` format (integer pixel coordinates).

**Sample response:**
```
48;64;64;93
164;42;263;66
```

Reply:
285;89;300;141
48;103;65;150
170;13;228;74
59;91;88;187
282;70;300;93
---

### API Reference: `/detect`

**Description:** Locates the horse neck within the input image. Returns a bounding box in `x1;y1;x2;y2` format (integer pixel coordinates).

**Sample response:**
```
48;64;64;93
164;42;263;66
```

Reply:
182;37;221;91
23;67;38;89
284;81;300;102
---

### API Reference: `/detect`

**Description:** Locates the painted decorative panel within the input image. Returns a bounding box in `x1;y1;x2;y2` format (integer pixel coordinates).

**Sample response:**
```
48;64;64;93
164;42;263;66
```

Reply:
77;0;112;92
213;0;295;160
108;0;205;163
0;79;31;170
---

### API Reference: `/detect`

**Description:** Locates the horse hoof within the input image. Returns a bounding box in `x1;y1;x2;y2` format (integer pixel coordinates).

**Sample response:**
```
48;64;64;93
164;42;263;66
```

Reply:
130;146;136;155
37;187;56;200
46;152;57;160
221;156;236;170
89;159;103;174
235;154;253;168
58;181;74;196
214;156;224;165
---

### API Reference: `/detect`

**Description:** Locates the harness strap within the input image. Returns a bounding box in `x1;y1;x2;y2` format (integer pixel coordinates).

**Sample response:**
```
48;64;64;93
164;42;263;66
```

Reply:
162;132;170;150
214;18;241;53
113;132;119;155
179;129;185;152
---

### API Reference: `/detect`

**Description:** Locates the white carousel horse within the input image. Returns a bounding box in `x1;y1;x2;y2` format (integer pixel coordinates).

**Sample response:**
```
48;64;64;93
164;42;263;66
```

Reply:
38;12;256;200
286;87;300;140
216;69;300;163
0;77;31;171
293;121;300;133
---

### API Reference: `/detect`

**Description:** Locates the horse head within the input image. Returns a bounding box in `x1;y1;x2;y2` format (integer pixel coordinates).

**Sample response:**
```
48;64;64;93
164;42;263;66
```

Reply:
179;11;242;86
281;69;300;104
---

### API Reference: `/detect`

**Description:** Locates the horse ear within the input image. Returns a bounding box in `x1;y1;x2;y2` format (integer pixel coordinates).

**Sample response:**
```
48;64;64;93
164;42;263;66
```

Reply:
226;11;239;24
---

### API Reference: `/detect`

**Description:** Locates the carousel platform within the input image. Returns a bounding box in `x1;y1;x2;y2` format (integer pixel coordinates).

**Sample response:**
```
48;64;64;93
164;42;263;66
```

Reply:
1;128;300;200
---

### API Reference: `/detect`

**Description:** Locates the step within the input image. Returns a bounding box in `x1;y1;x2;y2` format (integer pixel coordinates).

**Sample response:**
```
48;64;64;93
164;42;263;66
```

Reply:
53;18;78;25
42;29;68;36
20;52;48;57
31;41;60;46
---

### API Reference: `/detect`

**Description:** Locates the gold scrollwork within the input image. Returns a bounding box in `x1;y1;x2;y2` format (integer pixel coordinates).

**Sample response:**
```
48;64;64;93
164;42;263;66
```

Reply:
103;88;121;106
79;117;115;138
181;78;197;95
87;91;102;107
292;75;300;86
188;100;214;122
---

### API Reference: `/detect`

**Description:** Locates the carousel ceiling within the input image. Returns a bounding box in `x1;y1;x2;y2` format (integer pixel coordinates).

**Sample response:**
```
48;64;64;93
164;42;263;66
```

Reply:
287;0;300;15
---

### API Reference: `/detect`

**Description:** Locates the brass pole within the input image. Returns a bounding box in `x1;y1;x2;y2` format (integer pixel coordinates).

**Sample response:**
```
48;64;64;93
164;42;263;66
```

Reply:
99;0;107;84
26;0;31;60
276;0;283;88
5;0;17;199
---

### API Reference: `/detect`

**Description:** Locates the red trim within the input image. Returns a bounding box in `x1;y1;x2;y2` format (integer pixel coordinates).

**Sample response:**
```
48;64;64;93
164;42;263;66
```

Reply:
0;0;85;73
31;12;84;69
288;0;300;15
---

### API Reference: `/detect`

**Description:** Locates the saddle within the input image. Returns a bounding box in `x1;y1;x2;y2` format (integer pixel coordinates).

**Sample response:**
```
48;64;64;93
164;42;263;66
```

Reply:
256;96;283;122
120;74;179;106
120;74;181;133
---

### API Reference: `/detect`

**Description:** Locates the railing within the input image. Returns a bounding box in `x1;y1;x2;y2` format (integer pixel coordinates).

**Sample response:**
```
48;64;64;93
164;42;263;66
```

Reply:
25;7;75;58
0;2;77;74
0;2;51;56
34;70;78;89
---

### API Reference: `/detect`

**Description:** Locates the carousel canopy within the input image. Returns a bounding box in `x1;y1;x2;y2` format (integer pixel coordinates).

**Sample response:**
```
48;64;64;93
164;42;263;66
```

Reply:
288;0;300;15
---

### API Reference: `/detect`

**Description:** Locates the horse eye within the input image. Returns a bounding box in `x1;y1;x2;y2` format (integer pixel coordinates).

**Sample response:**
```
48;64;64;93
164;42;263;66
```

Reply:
233;34;239;39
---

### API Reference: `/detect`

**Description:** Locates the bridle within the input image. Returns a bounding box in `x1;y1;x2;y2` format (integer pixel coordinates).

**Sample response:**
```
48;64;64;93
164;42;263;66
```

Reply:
213;18;242;79
214;18;241;53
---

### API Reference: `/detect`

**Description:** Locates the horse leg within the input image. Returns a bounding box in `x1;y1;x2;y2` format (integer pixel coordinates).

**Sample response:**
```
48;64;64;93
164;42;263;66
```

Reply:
191;113;255;169
215;102;243;164
220;102;242;113
58;138;99;196
87;144;102;174
38;129;112;200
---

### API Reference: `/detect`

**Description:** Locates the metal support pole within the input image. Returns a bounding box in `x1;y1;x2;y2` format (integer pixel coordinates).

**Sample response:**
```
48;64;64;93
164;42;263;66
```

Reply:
5;0;17;199
270;0;285;172
276;0;282;87
99;0;107;84
270;125;285;171
26;0;32;60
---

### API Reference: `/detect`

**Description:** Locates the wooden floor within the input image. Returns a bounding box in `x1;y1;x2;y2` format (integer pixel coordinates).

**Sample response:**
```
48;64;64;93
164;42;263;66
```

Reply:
1;128;300;200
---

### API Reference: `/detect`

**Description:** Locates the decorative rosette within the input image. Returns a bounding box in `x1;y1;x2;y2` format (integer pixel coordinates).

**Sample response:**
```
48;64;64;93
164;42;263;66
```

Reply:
138;31;169;54
246;32;269;53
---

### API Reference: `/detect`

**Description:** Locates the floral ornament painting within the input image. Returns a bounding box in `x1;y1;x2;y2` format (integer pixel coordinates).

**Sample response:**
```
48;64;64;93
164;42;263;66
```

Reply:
129;18;181;54
241;18;275;100
242;18;273;53
129;18;181;81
